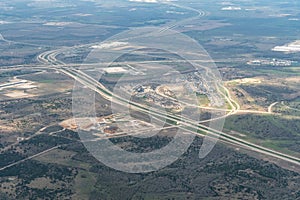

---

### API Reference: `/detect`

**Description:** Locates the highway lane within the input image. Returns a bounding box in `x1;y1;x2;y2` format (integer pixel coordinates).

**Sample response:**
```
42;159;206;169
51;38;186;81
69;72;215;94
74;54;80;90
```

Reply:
36;47;240;116
69;67;300;164
4;2;299;173
4;54;273;115
66;66;300;165
36;49;300;166
33;0;299;163
22;53;277;115
157;1;207;34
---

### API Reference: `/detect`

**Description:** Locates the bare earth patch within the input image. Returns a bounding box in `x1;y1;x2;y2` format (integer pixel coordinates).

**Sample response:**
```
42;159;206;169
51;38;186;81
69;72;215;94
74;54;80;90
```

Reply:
0;125;16;132
228;78;262;85
4;90;36;98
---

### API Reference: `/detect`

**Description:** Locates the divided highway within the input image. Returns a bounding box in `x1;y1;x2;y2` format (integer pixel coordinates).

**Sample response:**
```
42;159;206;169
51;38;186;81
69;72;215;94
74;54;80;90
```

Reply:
36;49;300;166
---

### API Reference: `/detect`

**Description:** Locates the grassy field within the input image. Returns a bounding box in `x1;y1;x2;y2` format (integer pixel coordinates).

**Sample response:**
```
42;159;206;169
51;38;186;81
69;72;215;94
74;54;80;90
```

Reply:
224;114;300;156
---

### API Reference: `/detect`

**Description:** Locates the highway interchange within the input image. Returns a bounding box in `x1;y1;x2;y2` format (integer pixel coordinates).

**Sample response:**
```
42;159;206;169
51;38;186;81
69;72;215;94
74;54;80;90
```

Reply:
1;37;298;172
34;46;300;166
1;0;299;172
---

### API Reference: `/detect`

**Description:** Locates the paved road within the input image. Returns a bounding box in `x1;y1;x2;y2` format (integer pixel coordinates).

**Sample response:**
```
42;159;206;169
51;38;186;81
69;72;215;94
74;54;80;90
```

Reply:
0;146;61;172
4;2;299;174
268;102;278;113
36;48;300;166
